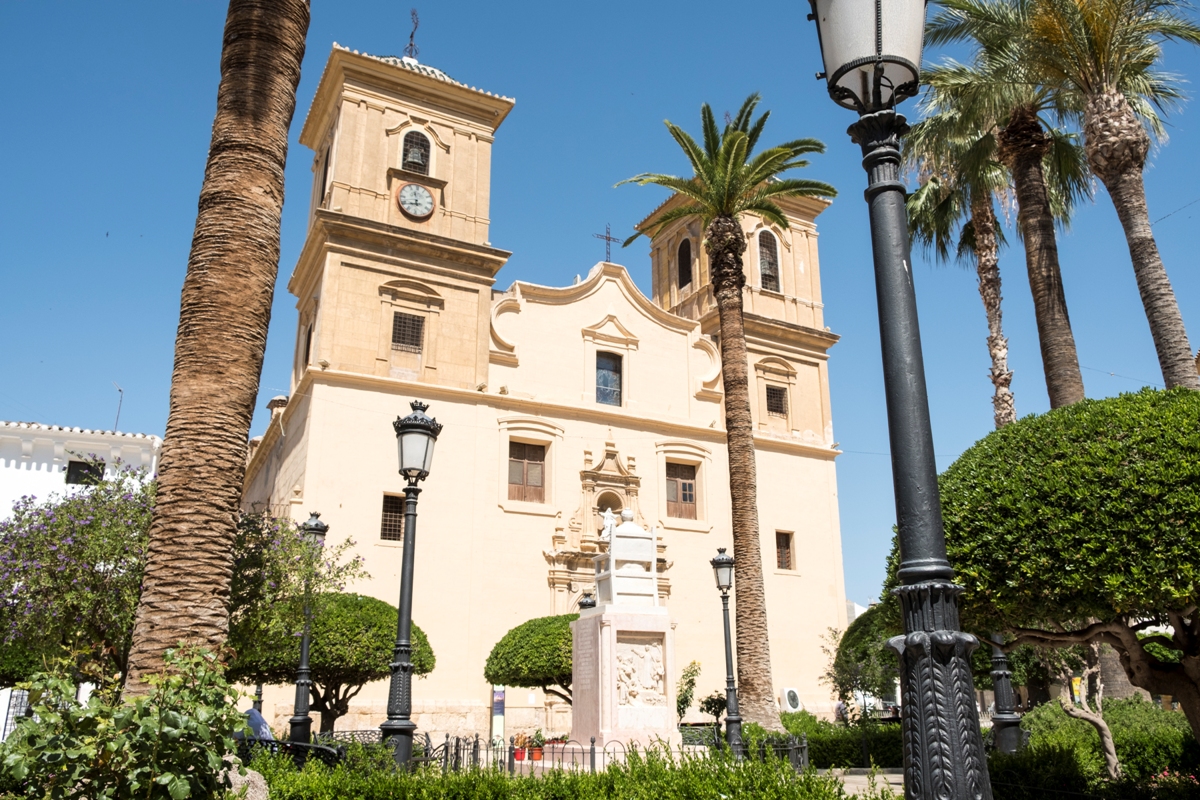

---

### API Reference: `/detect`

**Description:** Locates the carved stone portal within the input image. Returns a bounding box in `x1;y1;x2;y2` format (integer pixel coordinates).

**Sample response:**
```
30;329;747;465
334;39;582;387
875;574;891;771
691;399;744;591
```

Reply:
545;440;670;615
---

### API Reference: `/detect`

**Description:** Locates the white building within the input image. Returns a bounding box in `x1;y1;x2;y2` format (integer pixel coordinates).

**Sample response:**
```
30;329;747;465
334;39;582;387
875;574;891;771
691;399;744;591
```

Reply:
0;421;161;519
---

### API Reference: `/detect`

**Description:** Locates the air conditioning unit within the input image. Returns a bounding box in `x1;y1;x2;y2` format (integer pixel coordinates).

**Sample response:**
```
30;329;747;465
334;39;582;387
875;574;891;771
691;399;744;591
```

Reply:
781;688;803;713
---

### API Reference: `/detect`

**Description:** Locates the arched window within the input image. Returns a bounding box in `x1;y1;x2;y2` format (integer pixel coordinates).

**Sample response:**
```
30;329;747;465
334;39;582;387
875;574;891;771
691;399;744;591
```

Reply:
759;231;780;292
402;131;431;175
677;239;693;288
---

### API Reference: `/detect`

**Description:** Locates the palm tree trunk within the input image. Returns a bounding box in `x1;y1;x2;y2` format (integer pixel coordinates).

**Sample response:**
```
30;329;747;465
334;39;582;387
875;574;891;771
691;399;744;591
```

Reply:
124;0;310;693
971;196;1015;427
998;105;1086;408
705;215;782;732
1084;90;1199;390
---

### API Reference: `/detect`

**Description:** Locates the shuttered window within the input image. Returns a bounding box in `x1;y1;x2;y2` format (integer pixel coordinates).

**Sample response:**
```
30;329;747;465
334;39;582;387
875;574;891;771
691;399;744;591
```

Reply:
665;463;697;519
677;239;692;288
776;531;793;570
596;352;622;406
759;231;780;292
381;494;405;541
766;385;788;417
508;442;546;503
392;312;425;354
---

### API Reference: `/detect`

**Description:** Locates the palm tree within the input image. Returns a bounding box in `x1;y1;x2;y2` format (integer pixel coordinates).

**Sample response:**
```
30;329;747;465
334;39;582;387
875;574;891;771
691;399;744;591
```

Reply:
124;0;310;693
1025;0;1200;389
906;63;1091;422
620;95;836;730
926;9;1092;408
906;100;1018;427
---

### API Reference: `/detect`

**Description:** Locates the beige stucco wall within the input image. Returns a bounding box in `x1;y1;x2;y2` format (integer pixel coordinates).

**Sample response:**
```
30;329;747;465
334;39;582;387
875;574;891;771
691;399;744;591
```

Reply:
243;44;848;739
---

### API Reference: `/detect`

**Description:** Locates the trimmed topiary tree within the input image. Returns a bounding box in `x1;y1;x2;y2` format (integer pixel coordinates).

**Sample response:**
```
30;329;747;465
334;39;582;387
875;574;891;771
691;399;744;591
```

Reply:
822;604;900;710
483;614;577;705
933;388;1200;742
228;592;434;733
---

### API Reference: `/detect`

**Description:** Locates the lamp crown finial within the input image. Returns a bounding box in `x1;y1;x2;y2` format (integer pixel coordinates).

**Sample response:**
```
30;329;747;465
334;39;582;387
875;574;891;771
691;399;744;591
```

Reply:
410;400;430;413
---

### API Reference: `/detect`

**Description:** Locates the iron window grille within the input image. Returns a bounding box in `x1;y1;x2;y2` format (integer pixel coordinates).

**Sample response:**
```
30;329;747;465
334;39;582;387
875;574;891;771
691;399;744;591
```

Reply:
677;239;693;288
766;385;789;418
596;352;622;406
759;231;780;292
665;463;698;519
776;531;794;570
402;131;431;175
65;460;103;486
380;494;405;541
507;442;546;503
392;312;425;354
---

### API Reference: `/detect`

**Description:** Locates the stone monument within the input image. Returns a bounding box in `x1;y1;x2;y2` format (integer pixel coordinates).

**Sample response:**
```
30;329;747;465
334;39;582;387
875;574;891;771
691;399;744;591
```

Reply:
570;509;679;747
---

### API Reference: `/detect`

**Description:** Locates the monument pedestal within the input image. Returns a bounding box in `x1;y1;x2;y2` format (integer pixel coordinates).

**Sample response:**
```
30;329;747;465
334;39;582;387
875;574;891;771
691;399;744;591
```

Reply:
570;605;680;748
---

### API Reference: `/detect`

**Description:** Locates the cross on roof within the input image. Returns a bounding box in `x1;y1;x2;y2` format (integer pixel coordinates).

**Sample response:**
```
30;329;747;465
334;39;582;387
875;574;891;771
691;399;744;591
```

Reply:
593;223;620;263
404;9;419;59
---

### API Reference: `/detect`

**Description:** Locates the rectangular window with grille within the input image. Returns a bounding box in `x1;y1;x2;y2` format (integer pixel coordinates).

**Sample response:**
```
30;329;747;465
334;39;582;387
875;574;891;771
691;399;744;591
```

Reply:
508;442;546;503
766;385;789;417
776;531;794;570
392;312;425;354
381;494;405;541
665;462;697;519
596;352;622;406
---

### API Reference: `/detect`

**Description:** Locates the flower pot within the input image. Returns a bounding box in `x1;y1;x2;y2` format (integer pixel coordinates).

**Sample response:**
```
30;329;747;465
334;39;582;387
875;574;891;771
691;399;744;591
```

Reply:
514;748;526;761
531;747;543;761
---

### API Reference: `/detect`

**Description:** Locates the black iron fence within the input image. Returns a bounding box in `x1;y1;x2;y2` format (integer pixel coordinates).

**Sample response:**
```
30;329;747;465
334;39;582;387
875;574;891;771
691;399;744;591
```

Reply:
250;729;810;776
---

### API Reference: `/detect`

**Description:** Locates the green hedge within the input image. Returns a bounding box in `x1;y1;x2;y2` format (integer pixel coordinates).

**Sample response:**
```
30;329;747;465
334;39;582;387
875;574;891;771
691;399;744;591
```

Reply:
1014;698;1200;786
778;712;903;769
253;744;895;799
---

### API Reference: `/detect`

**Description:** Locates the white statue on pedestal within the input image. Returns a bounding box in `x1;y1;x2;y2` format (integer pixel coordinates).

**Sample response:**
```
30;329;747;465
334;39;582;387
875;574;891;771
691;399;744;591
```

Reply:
600;507;617;541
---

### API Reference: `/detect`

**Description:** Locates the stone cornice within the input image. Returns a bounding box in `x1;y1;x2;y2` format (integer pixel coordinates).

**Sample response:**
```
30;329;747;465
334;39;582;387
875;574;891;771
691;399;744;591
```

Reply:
243;369;838;490
288;210;512;298
301;47;515;149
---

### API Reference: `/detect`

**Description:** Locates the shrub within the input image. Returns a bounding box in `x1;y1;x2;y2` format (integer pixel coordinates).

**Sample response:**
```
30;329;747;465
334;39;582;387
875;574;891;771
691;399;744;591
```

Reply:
1019;697;1200;784
779;713;902;769
228;592;433;733
484;614;577;705
0;647;247;799
252;744;894;799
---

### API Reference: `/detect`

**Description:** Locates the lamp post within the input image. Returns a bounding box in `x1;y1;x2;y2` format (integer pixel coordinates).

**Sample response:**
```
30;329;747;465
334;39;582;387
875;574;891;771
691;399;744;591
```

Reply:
380;400;442;767
807;2;993;797
989;634;1022;754
289;511;328;744
710;548;743;757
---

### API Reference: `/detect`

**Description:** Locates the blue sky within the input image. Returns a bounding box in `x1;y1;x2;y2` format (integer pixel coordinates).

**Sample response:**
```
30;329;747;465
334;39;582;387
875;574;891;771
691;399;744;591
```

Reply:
2;1;1198;607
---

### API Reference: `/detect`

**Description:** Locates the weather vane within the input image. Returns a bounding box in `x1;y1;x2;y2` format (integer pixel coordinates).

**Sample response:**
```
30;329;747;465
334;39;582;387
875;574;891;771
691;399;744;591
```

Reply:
594;223;620;263
404;8;419;59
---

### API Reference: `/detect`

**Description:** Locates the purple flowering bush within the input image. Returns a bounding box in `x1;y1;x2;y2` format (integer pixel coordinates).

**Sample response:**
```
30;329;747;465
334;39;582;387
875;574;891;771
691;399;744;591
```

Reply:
0;463;154;680
0;469;365;687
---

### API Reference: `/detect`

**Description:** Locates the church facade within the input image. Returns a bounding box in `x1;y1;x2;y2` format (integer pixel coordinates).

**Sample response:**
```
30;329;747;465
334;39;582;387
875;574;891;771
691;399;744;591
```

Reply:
242;44;848;736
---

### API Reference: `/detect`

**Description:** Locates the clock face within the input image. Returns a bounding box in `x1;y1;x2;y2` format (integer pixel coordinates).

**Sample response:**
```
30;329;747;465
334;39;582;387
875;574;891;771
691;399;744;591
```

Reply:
398;183;434;218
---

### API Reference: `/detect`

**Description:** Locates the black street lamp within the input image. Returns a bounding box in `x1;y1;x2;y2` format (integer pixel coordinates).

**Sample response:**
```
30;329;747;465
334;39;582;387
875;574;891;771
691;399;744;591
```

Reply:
989;634;1022;754
289;511;328;744
380;400;442;767
807;2;993;797
710;548;743;757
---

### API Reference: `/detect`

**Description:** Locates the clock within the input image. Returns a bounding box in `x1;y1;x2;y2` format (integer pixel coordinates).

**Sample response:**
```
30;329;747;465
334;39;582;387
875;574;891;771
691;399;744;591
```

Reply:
397;183;435;219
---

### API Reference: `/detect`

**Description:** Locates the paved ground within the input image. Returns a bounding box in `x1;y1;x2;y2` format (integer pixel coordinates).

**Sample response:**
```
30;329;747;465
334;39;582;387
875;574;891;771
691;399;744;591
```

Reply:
820;769;905;796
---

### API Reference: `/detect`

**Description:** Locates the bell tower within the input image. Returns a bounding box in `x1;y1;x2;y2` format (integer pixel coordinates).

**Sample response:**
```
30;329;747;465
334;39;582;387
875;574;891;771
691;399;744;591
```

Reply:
635;196;840;443
287;45;515;392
